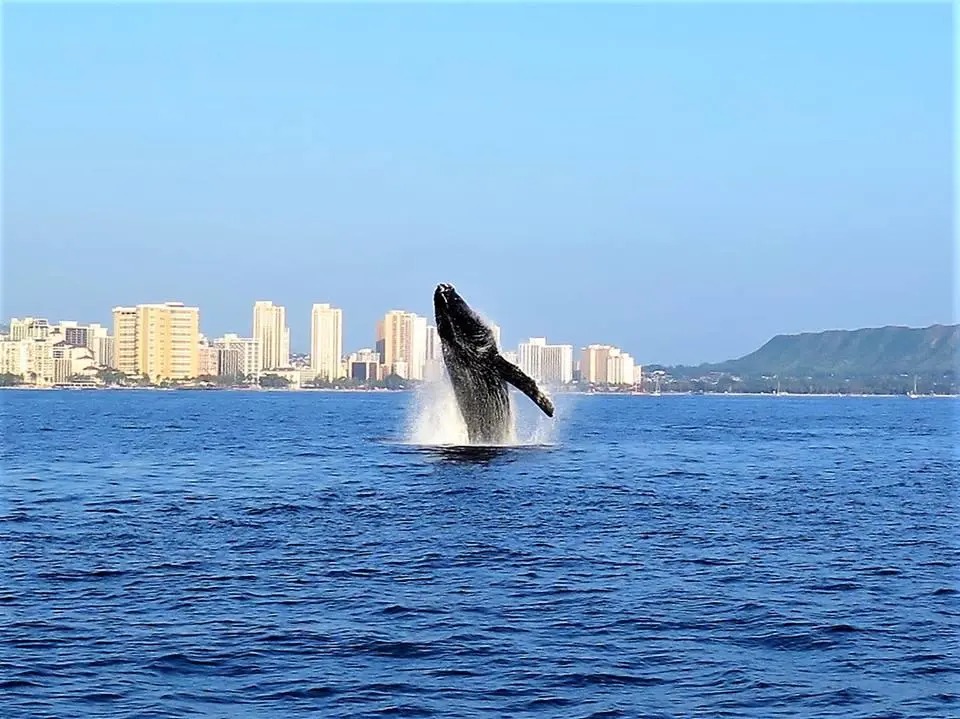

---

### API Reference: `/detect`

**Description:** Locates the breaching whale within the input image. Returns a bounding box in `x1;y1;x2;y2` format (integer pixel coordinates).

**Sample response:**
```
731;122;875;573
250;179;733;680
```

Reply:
433;283;554;444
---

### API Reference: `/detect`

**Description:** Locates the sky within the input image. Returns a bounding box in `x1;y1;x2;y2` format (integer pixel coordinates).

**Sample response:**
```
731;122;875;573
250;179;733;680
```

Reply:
2;2;954;365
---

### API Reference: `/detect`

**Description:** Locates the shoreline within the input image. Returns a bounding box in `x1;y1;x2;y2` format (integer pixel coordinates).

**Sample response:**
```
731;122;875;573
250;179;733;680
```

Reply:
1;386;956;398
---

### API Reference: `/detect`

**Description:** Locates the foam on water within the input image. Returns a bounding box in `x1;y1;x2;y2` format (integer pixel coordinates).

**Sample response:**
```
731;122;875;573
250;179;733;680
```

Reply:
406;372;559;447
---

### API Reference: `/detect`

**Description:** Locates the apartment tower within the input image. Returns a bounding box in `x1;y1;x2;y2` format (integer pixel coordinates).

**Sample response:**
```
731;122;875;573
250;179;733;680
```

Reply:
112;302;200;381
310;303;344;381
252;300;290;370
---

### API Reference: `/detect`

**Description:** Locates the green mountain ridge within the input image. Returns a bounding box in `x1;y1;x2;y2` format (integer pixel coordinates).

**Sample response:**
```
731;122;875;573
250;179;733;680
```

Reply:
683;324;959;378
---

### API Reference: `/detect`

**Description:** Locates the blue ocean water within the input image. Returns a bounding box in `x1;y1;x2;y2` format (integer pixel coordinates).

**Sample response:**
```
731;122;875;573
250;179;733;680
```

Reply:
1;390;957;719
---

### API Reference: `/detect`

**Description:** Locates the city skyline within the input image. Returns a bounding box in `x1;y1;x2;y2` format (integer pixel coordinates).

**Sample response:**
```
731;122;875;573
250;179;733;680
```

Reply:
3;4;952;366
5;291;958;371
1;296;641;388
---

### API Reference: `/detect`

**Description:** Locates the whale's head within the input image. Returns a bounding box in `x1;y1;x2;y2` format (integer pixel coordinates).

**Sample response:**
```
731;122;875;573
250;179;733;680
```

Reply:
434;283;496;354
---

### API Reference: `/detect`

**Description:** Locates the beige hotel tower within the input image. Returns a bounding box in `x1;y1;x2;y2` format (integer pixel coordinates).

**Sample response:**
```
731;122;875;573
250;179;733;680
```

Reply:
112;302;200;381
252;300;290;371
310;303;344;381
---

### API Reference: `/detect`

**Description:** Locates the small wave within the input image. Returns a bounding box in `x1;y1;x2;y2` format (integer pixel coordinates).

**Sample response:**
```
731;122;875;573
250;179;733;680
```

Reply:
37;568;130;581
148;652;223;674
244;503;313;516
327;567;379;579
686;557;744;566
427;668;477;678
824;623;861;633
0;679;45;690
369;705;433;717
382;604;444;616
259;685;339;700
554;672;665;687
350;640;437;659
0;512;30;522
809;581;861;592
79;691;124;702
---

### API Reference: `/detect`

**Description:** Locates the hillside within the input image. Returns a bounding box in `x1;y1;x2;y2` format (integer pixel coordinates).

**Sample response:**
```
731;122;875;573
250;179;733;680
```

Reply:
689;324;959;378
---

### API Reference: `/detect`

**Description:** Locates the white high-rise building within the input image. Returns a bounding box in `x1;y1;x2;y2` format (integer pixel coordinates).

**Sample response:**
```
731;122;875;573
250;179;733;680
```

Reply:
517;338;573;385
347;349;380;382
541;344;574;385
310;303;344;381
85;323;114;368
410;315;427;381
502;350;519;366
0;339;30;378
252;301;289;370
426;325;441;361
9;318;50;341
518;337;547;381
213;334;261;380
606;348;635;386
490;324;501;350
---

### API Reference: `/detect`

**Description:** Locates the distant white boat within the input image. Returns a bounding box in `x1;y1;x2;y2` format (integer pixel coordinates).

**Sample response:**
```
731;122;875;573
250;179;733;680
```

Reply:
907;375;919;398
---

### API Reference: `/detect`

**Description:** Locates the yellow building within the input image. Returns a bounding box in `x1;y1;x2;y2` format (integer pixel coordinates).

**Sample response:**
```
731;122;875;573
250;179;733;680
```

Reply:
580;344;614;384
252;300;290;370
113;302;200;381
310;303;344;381
376;310;426;380
113;307;139;375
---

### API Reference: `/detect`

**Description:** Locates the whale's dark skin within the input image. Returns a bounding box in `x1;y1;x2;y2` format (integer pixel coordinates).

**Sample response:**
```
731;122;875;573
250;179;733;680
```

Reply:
434;283;554;444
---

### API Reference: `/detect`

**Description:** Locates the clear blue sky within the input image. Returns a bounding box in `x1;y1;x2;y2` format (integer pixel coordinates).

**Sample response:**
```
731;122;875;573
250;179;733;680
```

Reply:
2;3;953;364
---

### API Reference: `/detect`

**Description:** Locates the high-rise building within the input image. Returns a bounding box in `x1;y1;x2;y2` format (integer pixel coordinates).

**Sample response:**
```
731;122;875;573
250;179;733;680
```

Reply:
48;321;115;368
27;338;55;385
85;323;114;368
0;339;29;378
518;337;547;381
348;349;380;382
51;341;97;384
541;344;574;385
518;338;573;385
491;324;502;350
252;301;290;370
212;334;260;380
426;325;441;361
9;318;50;341
310;303;344;381
112;302;200;381
581;344;614;384
112;307;139;375
376;310;428;380
198;343;220;377
217;348;241;378
502;350;519;366
410;315;427;381
56;321;89;348
606;348;635;386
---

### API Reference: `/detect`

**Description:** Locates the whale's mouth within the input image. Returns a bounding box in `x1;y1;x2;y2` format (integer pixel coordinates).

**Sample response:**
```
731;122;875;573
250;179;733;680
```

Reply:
434;284;458;316
435;283;455;300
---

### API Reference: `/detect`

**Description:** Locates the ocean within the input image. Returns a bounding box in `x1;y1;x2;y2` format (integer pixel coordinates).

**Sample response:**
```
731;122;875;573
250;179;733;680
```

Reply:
1;389;957;718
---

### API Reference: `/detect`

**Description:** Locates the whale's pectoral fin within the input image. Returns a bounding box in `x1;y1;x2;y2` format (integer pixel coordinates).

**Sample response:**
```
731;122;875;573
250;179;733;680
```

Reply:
494;355;555;417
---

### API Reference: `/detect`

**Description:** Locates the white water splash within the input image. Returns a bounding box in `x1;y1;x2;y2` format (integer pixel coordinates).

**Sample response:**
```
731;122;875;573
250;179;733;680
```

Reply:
408;374;469;446
406;371;560;447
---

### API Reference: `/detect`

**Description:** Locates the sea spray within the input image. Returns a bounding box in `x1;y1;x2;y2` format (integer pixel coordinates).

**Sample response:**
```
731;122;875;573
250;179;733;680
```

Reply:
408;374;469;445
407;373;562;447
